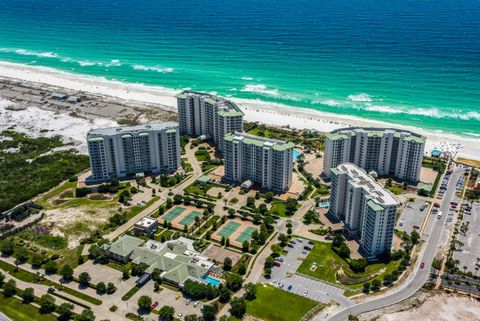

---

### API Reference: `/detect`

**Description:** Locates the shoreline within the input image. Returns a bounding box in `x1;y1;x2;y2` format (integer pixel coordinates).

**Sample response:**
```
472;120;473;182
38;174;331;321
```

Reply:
0;60;479;161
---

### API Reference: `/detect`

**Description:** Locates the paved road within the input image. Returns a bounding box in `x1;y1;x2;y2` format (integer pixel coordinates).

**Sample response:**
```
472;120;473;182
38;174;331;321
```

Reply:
327;167;464;321
0;313;11;321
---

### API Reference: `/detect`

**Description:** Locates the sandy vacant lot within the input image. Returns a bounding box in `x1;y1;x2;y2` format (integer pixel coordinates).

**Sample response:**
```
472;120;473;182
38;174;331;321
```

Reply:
304;152;324;177
420;167;437;184
359;291;480;321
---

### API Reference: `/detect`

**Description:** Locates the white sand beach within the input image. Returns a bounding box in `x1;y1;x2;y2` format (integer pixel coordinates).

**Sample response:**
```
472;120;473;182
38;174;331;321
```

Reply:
0;61;478;161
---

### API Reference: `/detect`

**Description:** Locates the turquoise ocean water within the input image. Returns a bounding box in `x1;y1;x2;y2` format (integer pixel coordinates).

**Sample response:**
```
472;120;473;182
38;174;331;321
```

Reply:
0;0;479;138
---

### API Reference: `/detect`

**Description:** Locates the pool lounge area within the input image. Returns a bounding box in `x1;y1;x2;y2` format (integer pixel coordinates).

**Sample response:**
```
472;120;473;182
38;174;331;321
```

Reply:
202;275;221;287
293;148;302;160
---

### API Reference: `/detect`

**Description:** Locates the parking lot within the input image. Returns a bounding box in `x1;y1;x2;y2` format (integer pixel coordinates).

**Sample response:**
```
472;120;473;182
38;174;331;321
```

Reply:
453;202;480;273
259;237;351;306
397;199;429;233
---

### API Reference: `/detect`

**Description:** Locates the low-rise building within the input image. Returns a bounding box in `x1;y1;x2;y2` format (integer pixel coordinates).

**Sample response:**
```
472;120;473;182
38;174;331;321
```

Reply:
329;163;398;258
107;235;145;263
134;217;158;236
107;236;219;286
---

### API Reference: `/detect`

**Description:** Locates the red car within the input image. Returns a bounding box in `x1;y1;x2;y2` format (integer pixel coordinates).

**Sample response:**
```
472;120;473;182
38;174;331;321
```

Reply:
420;262;425;269
151;301;159;309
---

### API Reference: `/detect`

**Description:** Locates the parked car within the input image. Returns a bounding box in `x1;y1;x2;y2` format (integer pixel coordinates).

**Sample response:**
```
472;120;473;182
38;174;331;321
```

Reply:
151;301;159;309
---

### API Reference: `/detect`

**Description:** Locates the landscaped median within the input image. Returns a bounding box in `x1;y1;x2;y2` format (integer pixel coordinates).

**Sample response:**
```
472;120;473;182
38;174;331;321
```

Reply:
0;259;102;305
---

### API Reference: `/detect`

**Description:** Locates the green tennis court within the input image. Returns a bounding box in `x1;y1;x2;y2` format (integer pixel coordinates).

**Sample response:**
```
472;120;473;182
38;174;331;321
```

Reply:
216;221;241;238
178;211;202;226
235;227;257;243
162;206;186;222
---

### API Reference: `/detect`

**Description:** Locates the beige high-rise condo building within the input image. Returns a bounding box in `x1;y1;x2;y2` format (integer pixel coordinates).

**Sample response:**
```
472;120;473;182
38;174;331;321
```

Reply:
223;133;294;192
329;163;398;257
176;91;244;152
87;123;180;181
324;127;426;183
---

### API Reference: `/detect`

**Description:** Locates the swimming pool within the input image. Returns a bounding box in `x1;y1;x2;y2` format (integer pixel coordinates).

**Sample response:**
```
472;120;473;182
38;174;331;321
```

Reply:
293;149;301;160
319;202;330;208
202;276;221;287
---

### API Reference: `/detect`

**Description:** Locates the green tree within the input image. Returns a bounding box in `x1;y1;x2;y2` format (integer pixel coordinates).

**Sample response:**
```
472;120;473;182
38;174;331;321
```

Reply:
3;279;16;297
158;305;175;321
238;260;247;275
138;295;152;311
371;279;381;290
39;294;56;313
96;282;107;294
229;297;246;318
78;272;91;286
184;315;199;321
218;286;231;303
201;304;218;321
21;287;35;303
31;254;44;268
223;257;232;271
57;303;74;321
242;240;249;253
122;267;130;280
44;260;58;274
363;282;371;293
264;192;274;203
77;309;96;321
59;264;74;281
131;262;148;276
0;272;5;287
107;282;117;294
243;282;256;300
226;273;243;292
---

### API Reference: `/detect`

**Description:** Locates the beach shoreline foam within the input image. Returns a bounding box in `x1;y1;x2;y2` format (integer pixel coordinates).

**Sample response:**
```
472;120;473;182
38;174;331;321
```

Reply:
0;60;478;161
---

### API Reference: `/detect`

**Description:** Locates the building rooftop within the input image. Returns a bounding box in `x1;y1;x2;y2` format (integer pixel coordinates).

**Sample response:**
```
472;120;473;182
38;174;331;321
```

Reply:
335;163;398;208
326;127;426;144
87;122;179;139
109;236;215;285
135;217;157;228
108;235;145;258
176;90;245;117
224;132;294;152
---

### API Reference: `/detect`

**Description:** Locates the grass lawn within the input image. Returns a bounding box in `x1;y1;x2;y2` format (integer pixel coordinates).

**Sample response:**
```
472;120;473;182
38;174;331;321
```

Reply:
386;185;404;195
297;241;401;291
194;147;211;162
270;201;286;216
270;199;299;217
246;127;272;138
0;295;58;321
184;182;213;196
245;284;317;321
456;157;480;167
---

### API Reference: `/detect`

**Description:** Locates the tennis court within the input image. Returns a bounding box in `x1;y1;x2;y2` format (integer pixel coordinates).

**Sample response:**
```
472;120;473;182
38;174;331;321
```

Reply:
235;226;257;243
159;205;207;231
216;221;241;238
178;210;202;226
212;218;259;248
162;206;186;222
